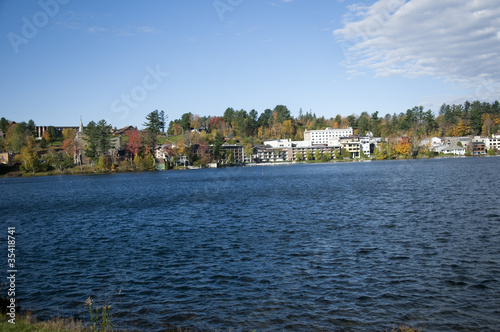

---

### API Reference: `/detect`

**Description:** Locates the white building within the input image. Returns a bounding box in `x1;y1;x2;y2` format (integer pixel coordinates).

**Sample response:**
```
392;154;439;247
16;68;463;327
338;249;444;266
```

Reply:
420;137;442;149
264;139;293;148
360;137;372;157
304;127;353;146
487;134;500;150
476;134;500;151
434;144;466;155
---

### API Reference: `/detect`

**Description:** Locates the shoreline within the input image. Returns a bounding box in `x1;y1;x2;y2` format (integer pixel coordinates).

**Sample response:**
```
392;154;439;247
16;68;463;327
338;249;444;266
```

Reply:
1;154;497;179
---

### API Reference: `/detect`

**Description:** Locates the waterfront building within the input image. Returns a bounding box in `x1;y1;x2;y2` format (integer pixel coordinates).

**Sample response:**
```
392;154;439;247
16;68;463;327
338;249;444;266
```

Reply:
435;144;466;155
222;143;252;163
472;141;486;155
473;134;500;151
443;137;471;149
304;127;353;145
359;136;374;158
420;137;443;149
339;137;360;158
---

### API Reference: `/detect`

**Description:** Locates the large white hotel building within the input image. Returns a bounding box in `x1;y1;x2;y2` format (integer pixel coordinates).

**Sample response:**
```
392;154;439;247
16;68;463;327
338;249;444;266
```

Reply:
304;127;354;145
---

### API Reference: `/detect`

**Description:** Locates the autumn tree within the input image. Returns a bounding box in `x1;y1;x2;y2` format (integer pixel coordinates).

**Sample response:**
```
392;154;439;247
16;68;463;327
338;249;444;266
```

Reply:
20;138;39;174
394;140;412;157
62;128;76;141
482;113;495;136
6;122;29;152
125;129;142;158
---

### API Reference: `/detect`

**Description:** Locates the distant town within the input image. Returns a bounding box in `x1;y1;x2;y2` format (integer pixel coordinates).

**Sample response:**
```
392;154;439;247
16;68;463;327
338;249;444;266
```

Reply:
1;101;499;175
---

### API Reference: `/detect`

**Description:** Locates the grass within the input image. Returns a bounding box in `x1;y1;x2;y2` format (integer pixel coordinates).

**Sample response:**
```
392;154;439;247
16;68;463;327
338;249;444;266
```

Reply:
0;312;423;332
0;312;84;331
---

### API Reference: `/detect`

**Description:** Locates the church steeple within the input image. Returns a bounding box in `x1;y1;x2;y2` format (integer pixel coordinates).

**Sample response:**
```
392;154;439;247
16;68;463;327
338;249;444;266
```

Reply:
79;117;83;134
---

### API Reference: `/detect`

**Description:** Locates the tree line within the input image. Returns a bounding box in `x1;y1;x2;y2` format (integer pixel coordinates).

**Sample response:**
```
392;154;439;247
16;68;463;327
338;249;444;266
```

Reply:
166;101;500;143
1;100;499;174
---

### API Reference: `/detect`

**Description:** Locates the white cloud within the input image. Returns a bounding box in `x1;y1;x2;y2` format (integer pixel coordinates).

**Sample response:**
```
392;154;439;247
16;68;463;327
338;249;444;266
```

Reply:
88;26;107;33
334;0;500;86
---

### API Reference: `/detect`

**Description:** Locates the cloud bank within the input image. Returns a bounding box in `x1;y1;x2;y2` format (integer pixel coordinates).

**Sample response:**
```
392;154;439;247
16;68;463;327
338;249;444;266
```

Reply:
334;0;500;86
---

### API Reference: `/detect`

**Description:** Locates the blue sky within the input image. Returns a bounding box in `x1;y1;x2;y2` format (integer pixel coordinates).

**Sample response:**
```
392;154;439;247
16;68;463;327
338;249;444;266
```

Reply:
1;0;498;129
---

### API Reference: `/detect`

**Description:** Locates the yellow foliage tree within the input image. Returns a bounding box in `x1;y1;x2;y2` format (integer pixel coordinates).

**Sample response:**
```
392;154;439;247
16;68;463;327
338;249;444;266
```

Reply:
42;130;51;143
62;128;76;141
394;141;412;156
20;139;39;174
283;119;294;138
457;120;471;136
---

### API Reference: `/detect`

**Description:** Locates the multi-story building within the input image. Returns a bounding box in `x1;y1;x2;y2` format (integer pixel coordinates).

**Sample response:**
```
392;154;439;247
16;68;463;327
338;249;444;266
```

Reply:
339;137;360;158
472;141;486;155
444;137;471;149
255;145;288;162
222;144;252;163
304;127;353;145
359;136;374;158
485;134;500;151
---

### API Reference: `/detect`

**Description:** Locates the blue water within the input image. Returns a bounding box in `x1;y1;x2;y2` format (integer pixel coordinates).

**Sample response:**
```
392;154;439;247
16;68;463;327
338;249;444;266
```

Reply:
2;157;500;331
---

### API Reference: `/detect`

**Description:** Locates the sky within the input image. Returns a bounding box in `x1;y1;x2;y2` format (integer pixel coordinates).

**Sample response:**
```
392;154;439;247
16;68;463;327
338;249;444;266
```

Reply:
0;0;499;129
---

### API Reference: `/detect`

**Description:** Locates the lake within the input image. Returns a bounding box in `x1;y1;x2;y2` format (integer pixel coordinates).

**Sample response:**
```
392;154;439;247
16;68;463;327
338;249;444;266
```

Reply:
2;157;500;331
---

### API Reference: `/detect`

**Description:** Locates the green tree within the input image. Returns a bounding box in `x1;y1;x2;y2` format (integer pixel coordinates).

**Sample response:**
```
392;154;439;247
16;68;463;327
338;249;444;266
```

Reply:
322;151;331;162
144;110;166;135
6;123;28;152
306;150;313;161
223;108;235;126
357;112;370;135
143;110;166;153
341;147;351;159
273;105;291;123
0;117;9;133
84;120;111;162
47;126;58;142
212;131;224;162
248;109;258;136
96;155;112;172
244;142;254;159
27;119;36;137
314;150;322;160
43;148;62;171
143;153;156;170
226;151;234;164
347;115;358;129
133;155;144;171
159;110;166;134
40;137;48;149
295;151;303;161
